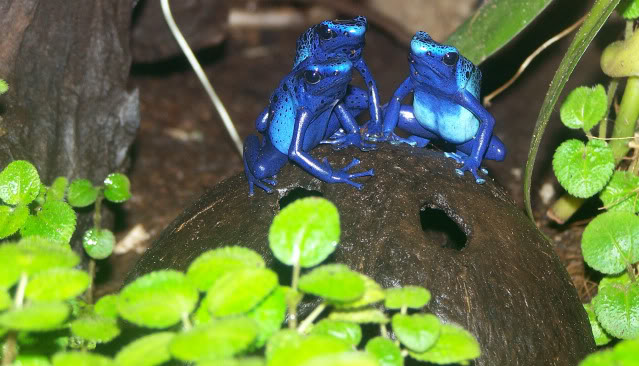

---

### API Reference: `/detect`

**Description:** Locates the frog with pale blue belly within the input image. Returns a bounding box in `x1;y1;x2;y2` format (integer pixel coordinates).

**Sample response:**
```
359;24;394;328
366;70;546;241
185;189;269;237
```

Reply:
255;16;384;146
378;31;506;184
243;57;374;195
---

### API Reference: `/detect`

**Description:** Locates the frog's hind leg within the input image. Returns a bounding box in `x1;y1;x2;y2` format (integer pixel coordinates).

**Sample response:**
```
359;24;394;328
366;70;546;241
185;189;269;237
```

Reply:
392;105;437;148
243;135;287;195
326;86;369;138
455;134;506;162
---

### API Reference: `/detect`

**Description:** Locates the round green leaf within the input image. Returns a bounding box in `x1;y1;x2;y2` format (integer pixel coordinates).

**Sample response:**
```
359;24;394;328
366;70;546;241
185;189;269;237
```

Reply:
187;246;265;292
67;179;98;207
198;358;264;366
593;275;639;339
559;85;607;131
300;352;379;366
298;264;364;302
0;238;79;279
69;315;120;343
600;171;639;213
0;79;8;94
103;173;131;203
82;228;115;260
309;319;361;347
0;160;41;205
408;323;480;364
46;177;68;202
247;285;287;348
0;302;69;331
581;211;639;274
385;286;431;309
392;313;440;353
52;351;114;366
619;0;639;19
94;294;119;318
118;270;198;328
267;333;351;366
192;300;212;326
25;268;90;302
206;268;278;317
0;204;29;239
169;317;258;361
265;329;302;361
553;139;615;198
20;201;77;244
584;303;612;346
115;332;175;366
329;309;389;324
334;274;385;309
612;337;639;361
365;336;403;366
0;289;11;311
268;197;340;268
12;354;52;366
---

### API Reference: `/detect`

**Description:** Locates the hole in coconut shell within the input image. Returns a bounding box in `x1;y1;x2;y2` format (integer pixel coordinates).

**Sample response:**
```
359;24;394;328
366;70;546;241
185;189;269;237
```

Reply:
278;187;323;210
420;205;467;251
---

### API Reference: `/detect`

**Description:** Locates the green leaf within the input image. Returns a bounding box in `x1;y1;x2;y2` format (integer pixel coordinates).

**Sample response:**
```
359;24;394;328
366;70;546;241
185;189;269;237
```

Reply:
298;264;364;303
612;337;639;362
309;319;362;347
0;302;69;331
552;139;614;198
329;309;389;324
118;270;199;328
600;171;639;213
46;177;68;202
584;303;612;346
169;317;258;362
52;351;114;366
269;197;340;268
246;285;287;348
601;26;639;77
103;173;131;203
69;314;120;343
0;238;79;279
523;0;621;219
115;332;175;366
408;323;480;365
0;289;11;311
559;85;607;130
186;246;265;292
445;0;552;65
94;294;119;318
20;201;77;244
67;179;98;207
265;330;302;361
385;286;431;310
206;268;278;317
0;79;8;94
581;211;639;274
365;336;403;366
0;204;29;239
0;160;41;205
197;358;265;366
300;352;379;366
334;274;384;309
592;274;639;339
192;300;212;326
392;313;440;353
618;0;639;18
267;333;351;366
12;355;52;366
25;268;90;302
82;228;115;260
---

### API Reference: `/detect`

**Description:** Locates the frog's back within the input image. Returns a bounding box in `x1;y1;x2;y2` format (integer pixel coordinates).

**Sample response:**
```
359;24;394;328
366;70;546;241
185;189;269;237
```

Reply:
268;83;299;154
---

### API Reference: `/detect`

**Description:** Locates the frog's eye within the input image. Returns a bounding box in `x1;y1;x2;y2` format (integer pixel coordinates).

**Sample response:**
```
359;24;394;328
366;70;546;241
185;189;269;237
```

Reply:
442;52;459;66
304;70;322;84
318;24;335;40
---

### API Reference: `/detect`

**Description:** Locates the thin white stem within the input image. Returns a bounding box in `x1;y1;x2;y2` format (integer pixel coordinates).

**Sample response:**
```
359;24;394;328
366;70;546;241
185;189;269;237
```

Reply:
297;302;326;334
15;272;27;308
160;0;243;156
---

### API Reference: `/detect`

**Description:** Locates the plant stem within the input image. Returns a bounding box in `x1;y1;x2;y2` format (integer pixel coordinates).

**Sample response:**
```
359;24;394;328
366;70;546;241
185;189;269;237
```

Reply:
181;312;192;331
3;274;28;365
288;259;301;329
380;323;388;338
93;191;103;230
86;259;96;304
14;273;27;308
297;302;326;334
547;194;586;225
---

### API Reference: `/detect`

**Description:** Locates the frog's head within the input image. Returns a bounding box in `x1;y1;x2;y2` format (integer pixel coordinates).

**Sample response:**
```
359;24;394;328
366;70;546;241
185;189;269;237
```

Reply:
409;31;480;96
293;57;353;105
294;16;368;67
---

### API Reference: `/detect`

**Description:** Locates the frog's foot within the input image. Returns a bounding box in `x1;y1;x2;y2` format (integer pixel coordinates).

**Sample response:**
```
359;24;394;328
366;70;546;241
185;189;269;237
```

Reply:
243;161;277;196
323;157;374;190
328;128;346;139
321;132;377;151
448;156;486;185
386;133;430;148
363;122;384;141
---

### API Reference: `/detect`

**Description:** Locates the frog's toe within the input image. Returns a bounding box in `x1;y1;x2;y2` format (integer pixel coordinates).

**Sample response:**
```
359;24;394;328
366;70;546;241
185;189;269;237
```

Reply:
480;167;488;175
475;177;486;184
454;168;464;177
445;152;464;164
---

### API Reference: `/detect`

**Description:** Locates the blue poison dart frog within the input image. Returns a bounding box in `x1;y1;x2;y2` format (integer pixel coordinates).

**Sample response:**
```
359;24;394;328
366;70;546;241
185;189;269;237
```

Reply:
243;57;374;196
379;31;506;184
255;16;384;142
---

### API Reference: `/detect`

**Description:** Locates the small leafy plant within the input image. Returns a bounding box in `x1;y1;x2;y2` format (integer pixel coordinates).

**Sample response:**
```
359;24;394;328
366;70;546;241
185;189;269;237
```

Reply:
0;197;480;365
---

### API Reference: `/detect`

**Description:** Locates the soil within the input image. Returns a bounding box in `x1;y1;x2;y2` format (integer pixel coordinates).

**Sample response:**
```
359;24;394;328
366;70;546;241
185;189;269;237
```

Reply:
95;3;625;304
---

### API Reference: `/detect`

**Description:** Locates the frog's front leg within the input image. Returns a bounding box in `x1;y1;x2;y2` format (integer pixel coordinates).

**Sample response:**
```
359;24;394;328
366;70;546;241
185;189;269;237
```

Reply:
373;76;414;143
255;107;269;133
321;103;376;151
290;108;373;189
243;135;287;195
354;58;383;137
